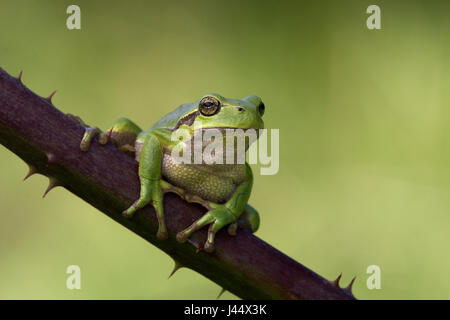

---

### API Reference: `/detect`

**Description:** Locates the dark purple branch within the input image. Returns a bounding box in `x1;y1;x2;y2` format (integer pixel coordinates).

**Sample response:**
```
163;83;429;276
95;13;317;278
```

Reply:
0;67;355;300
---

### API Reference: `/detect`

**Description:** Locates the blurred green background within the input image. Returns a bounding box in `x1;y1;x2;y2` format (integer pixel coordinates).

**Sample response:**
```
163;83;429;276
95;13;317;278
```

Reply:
1;0;449;299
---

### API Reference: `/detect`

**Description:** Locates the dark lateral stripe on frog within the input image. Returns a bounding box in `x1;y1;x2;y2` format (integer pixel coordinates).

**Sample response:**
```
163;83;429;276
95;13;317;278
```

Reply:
173;110;200;130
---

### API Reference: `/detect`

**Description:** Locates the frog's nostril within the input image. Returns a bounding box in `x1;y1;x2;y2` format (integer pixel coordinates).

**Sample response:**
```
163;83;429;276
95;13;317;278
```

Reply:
238;107;245;112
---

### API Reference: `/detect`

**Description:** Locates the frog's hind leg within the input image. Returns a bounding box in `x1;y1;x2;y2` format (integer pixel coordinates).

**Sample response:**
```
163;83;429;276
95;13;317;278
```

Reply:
227;204;260;236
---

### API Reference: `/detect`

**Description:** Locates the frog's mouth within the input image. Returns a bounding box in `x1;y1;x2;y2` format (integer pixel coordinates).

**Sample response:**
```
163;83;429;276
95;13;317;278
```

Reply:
197;127;260;152
199;127;263;138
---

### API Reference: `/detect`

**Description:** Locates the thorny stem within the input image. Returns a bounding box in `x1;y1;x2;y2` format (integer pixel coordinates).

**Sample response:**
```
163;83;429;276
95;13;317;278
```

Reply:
0;67;356;300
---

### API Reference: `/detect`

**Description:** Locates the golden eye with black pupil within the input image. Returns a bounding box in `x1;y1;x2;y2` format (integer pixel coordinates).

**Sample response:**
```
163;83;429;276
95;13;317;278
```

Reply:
199;96;220;116
258;102;265;116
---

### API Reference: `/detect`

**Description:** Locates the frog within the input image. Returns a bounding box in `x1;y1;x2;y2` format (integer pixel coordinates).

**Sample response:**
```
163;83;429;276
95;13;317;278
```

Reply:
75;93;265;252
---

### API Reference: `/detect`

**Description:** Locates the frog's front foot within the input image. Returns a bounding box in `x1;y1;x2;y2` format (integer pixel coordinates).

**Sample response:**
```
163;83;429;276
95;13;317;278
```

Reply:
67;114;109;152
176;204;237;253
122;177;168;240
80;127;109;152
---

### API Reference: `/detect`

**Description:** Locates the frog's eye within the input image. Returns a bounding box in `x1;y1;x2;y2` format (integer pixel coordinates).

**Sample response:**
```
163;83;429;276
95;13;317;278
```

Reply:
258;102;265;117
199;96;221;116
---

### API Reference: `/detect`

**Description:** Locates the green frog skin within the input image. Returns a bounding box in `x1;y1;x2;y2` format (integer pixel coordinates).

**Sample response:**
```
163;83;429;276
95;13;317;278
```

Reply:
77;94;265;252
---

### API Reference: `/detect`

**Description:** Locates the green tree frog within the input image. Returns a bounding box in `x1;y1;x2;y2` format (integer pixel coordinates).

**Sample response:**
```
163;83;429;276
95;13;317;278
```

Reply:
77;94;265;252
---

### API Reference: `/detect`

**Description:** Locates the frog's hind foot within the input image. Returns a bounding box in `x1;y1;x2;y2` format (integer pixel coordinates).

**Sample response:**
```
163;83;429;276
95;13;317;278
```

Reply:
176;203;260;253
176;212;217;252
176;204;237;253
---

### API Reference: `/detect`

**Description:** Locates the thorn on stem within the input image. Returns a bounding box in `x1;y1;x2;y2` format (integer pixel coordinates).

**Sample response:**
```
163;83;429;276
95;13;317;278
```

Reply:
217;288;226;299
168;261;183;279
23;164;38;181
46;152;57;164
345;276;356;293
46;90;56;103
43;177;62;198
17;70;23;82
329;273;342;288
